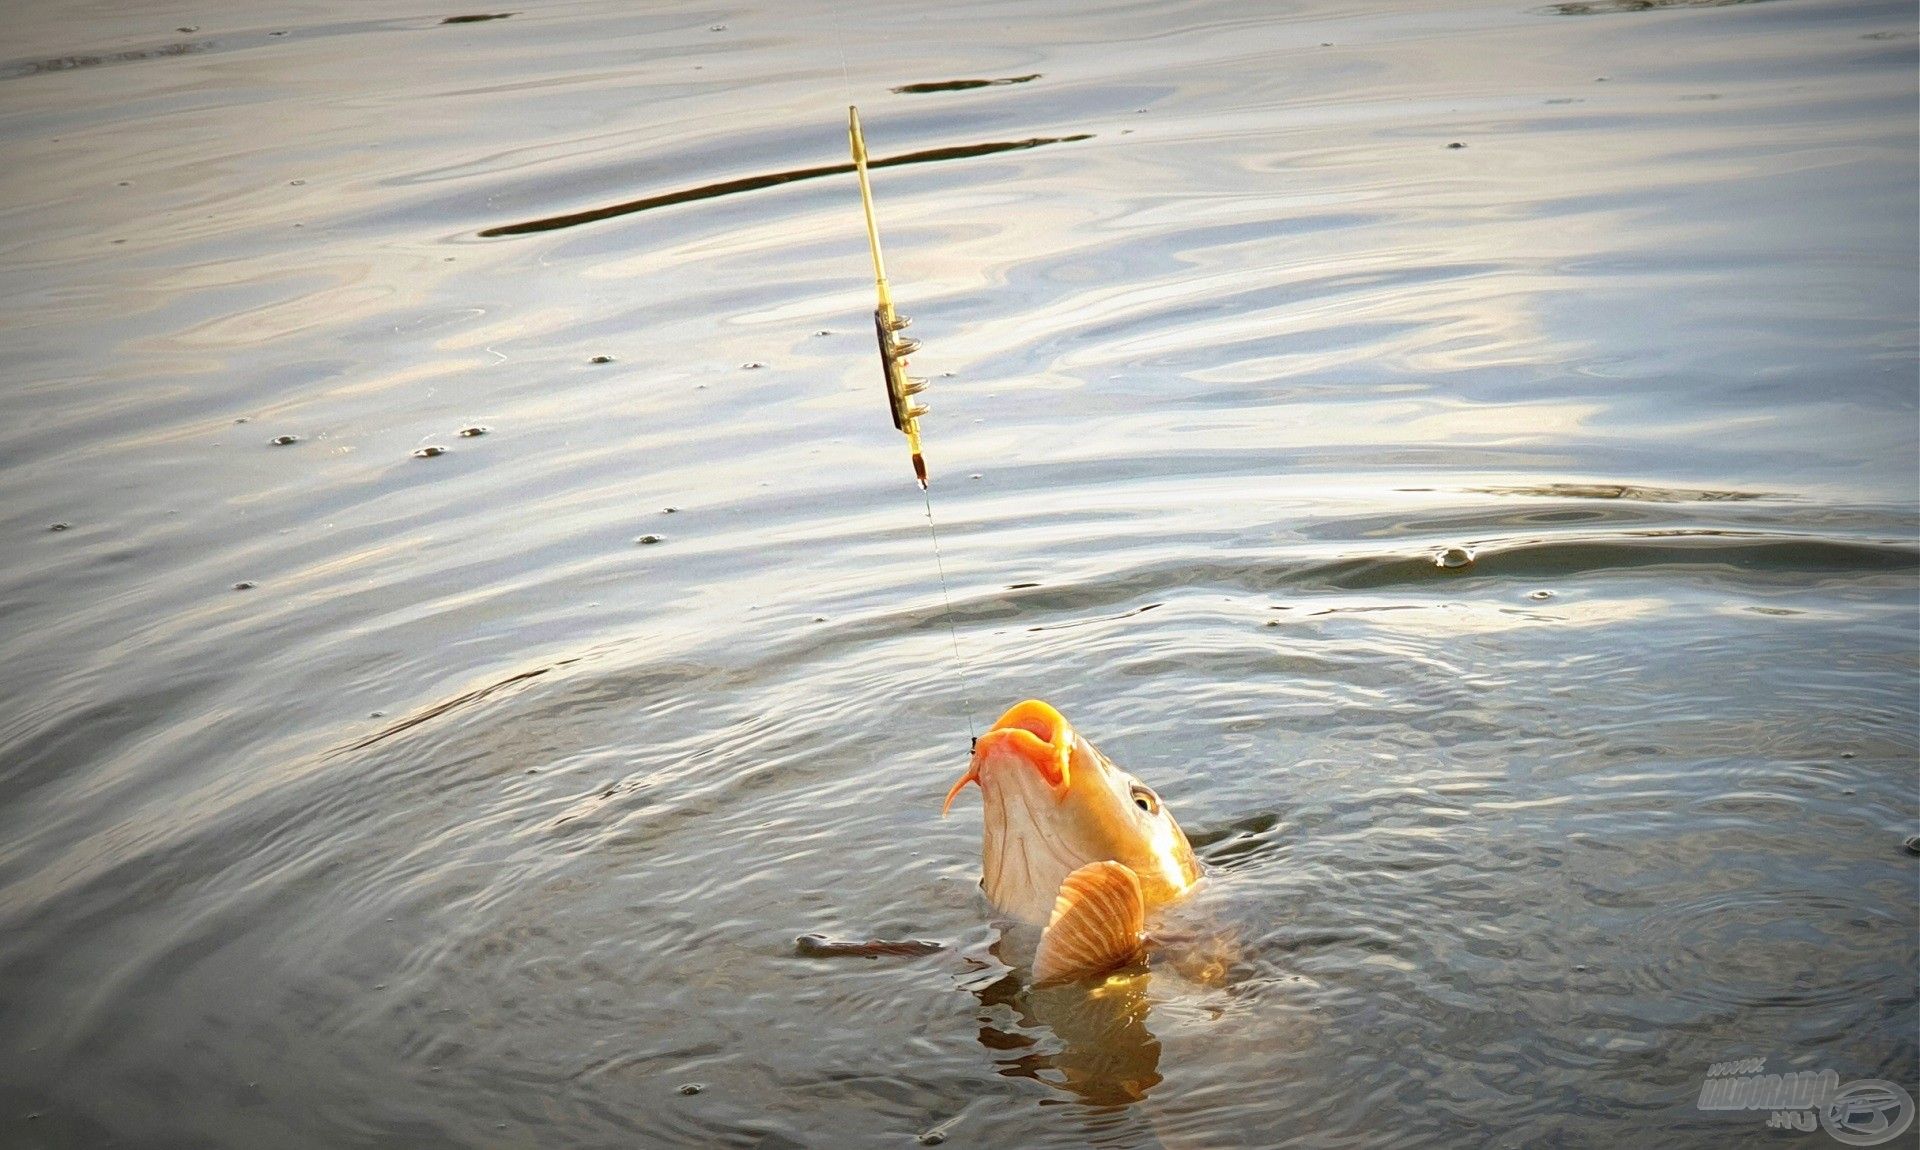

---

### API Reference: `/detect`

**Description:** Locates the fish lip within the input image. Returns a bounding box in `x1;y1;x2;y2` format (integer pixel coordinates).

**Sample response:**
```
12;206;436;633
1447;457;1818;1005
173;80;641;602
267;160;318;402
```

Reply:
941;699;1074;814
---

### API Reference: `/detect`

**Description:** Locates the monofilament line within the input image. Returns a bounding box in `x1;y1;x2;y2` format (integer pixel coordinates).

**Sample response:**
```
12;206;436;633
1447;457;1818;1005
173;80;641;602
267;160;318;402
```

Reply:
921;487;978;746
833;40;975;748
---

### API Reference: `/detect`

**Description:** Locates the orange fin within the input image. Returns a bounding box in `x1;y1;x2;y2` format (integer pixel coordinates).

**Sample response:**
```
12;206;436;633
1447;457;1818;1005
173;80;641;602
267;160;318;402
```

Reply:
1032;861;1146;986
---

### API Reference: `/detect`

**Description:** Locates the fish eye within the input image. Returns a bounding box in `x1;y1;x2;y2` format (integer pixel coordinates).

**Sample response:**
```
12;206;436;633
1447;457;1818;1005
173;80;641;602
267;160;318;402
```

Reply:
1130;785;1159;815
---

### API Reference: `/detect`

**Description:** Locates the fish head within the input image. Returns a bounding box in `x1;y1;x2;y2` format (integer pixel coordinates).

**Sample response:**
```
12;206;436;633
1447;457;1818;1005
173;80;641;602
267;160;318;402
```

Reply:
943;700;1200;925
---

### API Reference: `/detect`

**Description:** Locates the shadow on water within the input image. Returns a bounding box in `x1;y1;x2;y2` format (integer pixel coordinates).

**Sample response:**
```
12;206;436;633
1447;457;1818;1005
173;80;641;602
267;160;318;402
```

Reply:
0;40;214;78
1538;0;1785;13
892;74;1043;94
910;532;1919;639
1448;483;1779;503
1308;532;1919;590
477;134;1095;237
330;658;579;756
0;17;454;81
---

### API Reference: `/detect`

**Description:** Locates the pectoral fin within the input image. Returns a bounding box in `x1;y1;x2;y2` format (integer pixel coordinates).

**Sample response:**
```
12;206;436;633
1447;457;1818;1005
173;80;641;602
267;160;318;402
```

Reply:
1032;861;1146;986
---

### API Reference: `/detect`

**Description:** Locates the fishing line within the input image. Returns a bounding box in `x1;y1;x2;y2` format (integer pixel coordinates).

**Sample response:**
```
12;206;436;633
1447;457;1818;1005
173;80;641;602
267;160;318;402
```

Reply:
837;28;979;747
922;486;978;747
834;8;853;107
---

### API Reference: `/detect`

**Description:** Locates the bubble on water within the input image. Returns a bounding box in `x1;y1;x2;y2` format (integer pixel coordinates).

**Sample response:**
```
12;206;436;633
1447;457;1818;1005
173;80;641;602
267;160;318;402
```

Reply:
270;434;300;446
1528;589;1554;600
457;425;490;437
412;445;448;458
1435;545;1475;569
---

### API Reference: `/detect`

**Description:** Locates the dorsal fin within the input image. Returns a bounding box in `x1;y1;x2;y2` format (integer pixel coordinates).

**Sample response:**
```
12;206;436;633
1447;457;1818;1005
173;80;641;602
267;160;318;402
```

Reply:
1032;861;1146;985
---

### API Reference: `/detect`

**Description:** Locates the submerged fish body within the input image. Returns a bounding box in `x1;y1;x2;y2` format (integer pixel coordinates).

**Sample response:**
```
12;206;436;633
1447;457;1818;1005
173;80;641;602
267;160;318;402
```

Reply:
943;700;1201;983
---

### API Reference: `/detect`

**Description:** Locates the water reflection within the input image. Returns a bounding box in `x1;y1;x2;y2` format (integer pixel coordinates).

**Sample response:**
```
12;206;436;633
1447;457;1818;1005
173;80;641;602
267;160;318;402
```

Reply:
963;913;1250;1111
973;951;1166;1107
0;0;1913;1145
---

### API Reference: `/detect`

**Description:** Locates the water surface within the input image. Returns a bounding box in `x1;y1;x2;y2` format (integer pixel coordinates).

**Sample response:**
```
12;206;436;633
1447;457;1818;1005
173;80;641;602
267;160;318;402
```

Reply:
1;1;1915;1146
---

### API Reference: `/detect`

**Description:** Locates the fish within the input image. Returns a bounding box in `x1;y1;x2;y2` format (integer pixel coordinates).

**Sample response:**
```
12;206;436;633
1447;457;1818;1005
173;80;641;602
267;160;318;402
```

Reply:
942;699;1202;985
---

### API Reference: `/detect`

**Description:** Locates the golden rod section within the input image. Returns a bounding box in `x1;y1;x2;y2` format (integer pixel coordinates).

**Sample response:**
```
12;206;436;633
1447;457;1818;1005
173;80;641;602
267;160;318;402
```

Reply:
850;105;929;488
849;107;894;322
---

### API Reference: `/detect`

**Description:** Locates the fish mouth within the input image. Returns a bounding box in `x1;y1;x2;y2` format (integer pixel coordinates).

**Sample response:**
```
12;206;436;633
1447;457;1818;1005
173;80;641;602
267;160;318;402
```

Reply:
941;699;1074;815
